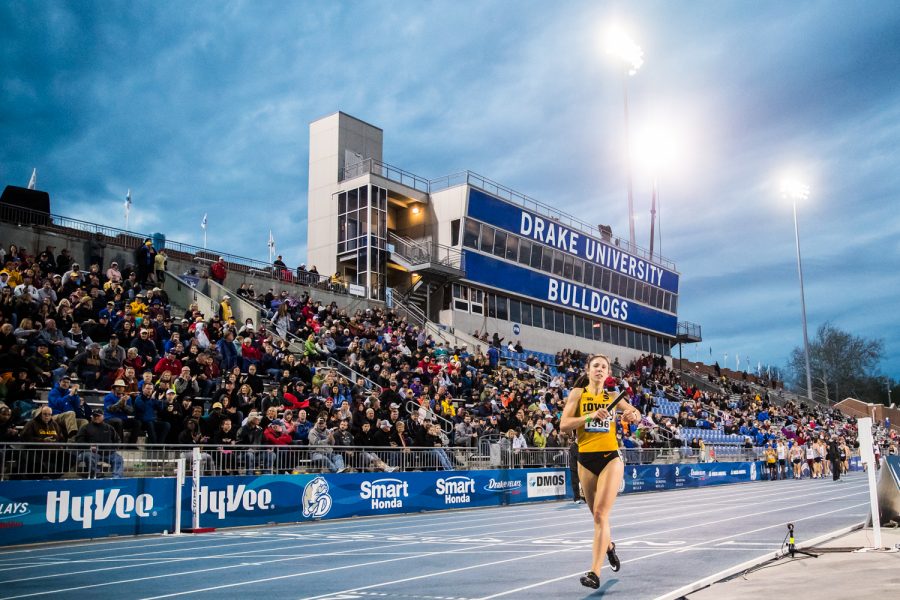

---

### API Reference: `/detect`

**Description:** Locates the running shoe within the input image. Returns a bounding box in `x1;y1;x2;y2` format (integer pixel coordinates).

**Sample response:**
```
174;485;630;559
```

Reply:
607;541;621;572
580;571;600;589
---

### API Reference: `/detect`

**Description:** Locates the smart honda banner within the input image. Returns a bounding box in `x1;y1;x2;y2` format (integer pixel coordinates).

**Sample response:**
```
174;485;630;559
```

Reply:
0;478;175;546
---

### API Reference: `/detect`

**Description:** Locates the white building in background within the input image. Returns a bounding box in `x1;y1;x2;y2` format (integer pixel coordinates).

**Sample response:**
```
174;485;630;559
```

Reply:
307;112;695;361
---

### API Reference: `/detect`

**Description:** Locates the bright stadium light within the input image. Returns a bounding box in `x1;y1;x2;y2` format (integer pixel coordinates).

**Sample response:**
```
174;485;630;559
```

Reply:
605;25;644;76
781;178;814;402
604;22;645;251
631;122;684;261
781;180;810;202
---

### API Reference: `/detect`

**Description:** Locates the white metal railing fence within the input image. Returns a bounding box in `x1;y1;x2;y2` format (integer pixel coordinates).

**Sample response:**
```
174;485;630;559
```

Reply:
0;442;574;481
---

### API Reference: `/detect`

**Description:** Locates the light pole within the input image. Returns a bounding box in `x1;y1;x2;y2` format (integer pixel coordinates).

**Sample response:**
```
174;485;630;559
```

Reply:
606;25;644;251
782;181;813;401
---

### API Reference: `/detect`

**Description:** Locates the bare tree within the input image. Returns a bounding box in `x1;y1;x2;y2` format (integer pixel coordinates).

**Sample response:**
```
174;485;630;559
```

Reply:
786;322;884;404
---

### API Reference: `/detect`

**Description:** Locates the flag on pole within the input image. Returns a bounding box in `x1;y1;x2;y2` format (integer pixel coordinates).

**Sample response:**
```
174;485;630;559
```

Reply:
27;169;37;190
267;230;276;263
201;213;208;230
735;353;740;371
124;189;132;230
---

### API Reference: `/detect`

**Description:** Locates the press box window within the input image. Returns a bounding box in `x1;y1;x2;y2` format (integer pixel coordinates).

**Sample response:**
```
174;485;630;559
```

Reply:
463;219;480;249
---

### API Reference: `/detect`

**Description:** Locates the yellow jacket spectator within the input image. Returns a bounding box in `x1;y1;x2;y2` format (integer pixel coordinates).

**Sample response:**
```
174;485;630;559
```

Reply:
0;265;22;287
129;296;148;319
218;296;233;322
440;397;456;418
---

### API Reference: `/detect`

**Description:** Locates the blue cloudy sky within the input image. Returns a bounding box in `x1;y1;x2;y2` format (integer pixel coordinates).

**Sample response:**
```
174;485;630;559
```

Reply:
2;0;899;381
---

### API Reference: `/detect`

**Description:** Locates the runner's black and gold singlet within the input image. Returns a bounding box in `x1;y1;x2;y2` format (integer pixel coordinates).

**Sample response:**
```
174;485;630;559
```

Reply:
575;388;619;453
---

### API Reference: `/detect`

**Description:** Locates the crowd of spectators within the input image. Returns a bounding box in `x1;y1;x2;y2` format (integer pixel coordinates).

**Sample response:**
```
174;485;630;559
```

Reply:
1;240;896;481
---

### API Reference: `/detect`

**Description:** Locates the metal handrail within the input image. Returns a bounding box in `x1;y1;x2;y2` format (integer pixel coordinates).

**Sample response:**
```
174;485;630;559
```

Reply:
340;158;431;193
0;441;571;480
405;400;457;434
326;356;381;391
388;232;464;270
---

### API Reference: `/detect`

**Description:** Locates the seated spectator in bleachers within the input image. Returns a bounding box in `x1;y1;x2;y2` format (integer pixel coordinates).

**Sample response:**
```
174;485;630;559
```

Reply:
28;342;68;388
21;406;70;477
0;403;20;444
46;375;88;438
63;322;92;359
292;409;312;444
103;378;141;442
264;419;292;472
153;349;182;378
74;409;124;478
236;411;273;474
212;418;239;474
308;416;346;473
130;326;158;367
454;414;477;448
134;382;170;444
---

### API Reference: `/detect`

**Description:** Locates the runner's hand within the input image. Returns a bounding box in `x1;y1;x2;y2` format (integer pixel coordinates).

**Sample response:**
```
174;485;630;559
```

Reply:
592;408;610;421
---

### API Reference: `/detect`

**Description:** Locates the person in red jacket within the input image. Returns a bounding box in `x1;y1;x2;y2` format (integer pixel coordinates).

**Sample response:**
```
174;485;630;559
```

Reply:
264;419;292;474
210;257;227;284
240;337;262;370
153;350;183;377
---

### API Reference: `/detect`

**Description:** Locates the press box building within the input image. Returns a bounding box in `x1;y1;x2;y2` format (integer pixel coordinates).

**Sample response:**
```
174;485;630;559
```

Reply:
307;112;695;363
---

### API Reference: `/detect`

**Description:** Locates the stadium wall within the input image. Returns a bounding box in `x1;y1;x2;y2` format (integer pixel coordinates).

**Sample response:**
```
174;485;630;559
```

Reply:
0;462;783;547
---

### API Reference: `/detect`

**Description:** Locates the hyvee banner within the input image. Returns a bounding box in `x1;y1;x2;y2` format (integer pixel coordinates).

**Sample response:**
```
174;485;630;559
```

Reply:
0;478;175;546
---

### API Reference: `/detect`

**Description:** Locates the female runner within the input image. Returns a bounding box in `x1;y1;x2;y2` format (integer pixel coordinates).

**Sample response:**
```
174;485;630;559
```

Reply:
561;354;642;589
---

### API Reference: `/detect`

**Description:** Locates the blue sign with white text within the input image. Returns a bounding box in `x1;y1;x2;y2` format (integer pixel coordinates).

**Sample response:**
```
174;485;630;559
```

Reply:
466;188;679;293
0;477;175;546
178;468;568;527
464;251;678;336
620;461;763;494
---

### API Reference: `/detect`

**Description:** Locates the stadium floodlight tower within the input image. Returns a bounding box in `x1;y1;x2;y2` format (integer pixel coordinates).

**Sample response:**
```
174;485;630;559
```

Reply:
605;23;644;252
782;180;814;402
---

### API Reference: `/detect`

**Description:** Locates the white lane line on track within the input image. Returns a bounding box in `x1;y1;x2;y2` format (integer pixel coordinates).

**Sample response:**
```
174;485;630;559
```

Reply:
471;502;869;600
123;487;869;600
3;477;860;578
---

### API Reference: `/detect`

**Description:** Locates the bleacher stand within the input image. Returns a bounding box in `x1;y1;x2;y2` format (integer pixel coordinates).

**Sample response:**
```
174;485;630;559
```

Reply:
1;239;894;482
